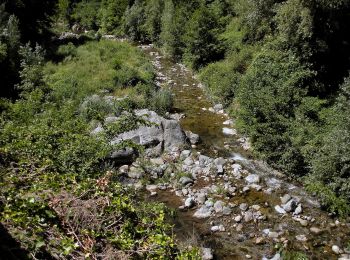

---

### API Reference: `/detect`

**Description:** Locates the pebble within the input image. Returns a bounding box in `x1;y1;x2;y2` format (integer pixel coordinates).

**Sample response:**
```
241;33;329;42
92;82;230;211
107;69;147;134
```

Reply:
294;204;303;215
295;235;307;242
179;176;193;186
236;224;243;232
193;206;212;219
244;211;254;222
201;247;213;260
299;219;308;227
275;205;287;214
310;227;323;234
234;215;242;222
214;200;224;213
245;174;260;184
184;197;195;208
240;203;249;211
211;225;225;232
332;245;342;255
246;255;252;259
280;194;292;204
256;237;265;245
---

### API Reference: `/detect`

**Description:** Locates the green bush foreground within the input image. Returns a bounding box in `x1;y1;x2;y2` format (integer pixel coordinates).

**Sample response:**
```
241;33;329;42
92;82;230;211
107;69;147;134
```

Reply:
0;40;198;259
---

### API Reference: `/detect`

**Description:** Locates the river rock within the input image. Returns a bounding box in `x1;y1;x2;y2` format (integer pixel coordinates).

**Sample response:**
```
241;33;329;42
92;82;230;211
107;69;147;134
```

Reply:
282;199;298;213
194;206;212;219
180;150;191;160
240;203;249;211
201;248;213;260
214;104;223;112
223;206;232;215
280;194;292;204
196;193;207;204
150;157;164;165
299;219;308;227
211;224;225;232
185;131;200;145
310;227;323;234
235;215;242;222
146;185;157;192
244;211;253;222
332;245;342;255
199;155;212;167
183;157;194;166
128;166;144;179
295;235;307;242
179;176;194;186
214;200;224;213
185;197;195;208
223;128;237;135
275;205;287;214
245;174;260;184
294;204;303;215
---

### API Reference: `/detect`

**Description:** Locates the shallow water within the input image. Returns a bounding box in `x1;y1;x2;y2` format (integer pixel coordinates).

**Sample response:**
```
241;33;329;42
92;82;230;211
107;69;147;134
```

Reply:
141;44;350;260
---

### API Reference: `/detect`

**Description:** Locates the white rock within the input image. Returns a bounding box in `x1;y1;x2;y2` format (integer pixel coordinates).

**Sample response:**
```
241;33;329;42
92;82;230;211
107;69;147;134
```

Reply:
201;248;213;260
185;197;195;208
275;205;287;214
245;174;260;184
223;128;237;135
332;245;342;255
295;235;307;242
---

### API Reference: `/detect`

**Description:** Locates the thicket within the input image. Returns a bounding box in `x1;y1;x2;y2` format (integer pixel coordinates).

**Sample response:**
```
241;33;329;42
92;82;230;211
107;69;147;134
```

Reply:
59;0;350;215
0;40;194;258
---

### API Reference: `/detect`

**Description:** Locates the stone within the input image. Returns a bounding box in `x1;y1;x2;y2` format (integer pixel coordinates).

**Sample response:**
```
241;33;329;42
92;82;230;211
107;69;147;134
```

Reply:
199;155;212;167
214;157;226;166
232;163;242;174
252;205;261;211
211;224;225;232
185;197;195;208
196;193;207;204
91;125;104;135
179;176;194;186
201;248;213;260
244;211;254;222
246;255;252;259
214;200;224;213
128;167;144;179
234;215;242;222
268;232;279;239
216;165;224;175
243;186;250;193
282;199;298;213
180;150;191;160
299;219;308;227
294;204;303;215
146;185;157;192
119;165;129;174
310;227;323;234
214;104;224;112
194;206;212;219
240;203;249;211
223;128;237;135
150;191;157;196
275;205;287;214
256;237;265;245
110;147;136;164
185;131;200;145
223;206;232;216
295;235;307;242
332;245;342;255
236;224;243;232
104;116;119;124
280;194;292;204
183;157;194;166
150;158;164;165
223;119;233;125
245;174;260;184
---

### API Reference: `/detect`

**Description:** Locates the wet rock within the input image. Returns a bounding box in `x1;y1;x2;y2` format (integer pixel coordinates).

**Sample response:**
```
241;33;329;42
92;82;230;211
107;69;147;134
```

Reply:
185;197;195;208
295;235;307;242
179;176;193;186
240;203;249;211
280;194;292;204
201;248;213;260
214;200;224;213
194;206;212;219
275;205;287;214
185;131;200;145
245;174;260;184
282;199;298;213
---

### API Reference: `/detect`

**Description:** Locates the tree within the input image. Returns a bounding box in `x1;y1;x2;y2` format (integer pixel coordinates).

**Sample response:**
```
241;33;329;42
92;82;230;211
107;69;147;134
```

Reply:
98;0;128;34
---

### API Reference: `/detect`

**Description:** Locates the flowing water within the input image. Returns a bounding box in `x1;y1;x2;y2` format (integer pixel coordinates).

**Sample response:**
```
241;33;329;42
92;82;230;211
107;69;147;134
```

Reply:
139;44;350;260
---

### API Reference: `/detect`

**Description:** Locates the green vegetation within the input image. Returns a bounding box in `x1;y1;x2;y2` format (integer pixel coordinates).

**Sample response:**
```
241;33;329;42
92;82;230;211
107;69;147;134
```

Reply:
0;40;195;258
80;0;349;216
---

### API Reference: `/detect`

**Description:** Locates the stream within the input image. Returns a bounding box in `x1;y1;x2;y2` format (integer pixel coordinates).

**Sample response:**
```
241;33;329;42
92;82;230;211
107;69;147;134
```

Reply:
138;44;350;260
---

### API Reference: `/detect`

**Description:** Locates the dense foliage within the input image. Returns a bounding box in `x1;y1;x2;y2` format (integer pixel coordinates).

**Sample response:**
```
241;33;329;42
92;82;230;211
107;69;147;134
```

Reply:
56;0;350;215
0;40;193;258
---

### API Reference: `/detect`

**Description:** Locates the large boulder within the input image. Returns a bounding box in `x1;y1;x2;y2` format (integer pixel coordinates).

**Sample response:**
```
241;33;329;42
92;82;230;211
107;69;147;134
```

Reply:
110;109;187;162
